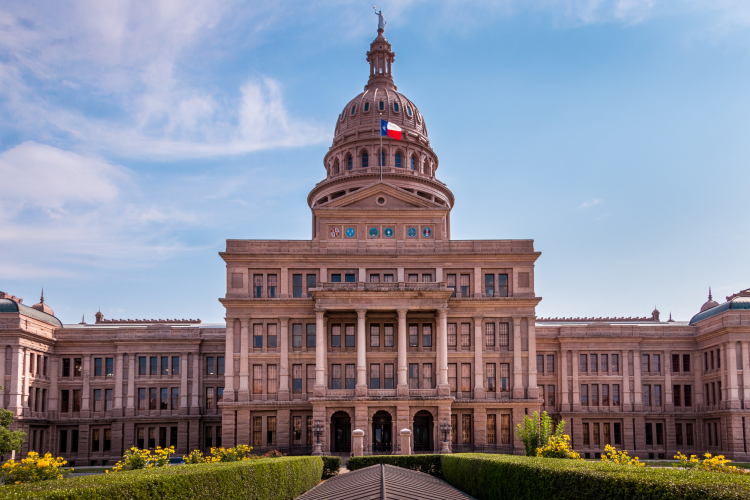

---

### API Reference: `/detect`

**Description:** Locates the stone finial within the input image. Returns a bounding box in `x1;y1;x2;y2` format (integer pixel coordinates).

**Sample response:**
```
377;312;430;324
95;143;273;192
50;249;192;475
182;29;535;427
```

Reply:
668;312;675;323
95;309;104;324
79;314;85;325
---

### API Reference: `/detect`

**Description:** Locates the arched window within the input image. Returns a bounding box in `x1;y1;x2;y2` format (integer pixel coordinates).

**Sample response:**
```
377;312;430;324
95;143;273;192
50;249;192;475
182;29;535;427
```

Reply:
379;101;384;111
406;105;413;117
379;150;386;167
393;102;399;112
350;105;356;115
410;156;416;171
333;158;340;174
395;152;402;168
347;155;353;170
361;151;369;169
364;102;370;112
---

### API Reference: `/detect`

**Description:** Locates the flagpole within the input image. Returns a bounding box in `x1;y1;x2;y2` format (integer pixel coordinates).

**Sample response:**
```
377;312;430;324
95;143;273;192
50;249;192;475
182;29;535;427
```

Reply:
379;112;383;181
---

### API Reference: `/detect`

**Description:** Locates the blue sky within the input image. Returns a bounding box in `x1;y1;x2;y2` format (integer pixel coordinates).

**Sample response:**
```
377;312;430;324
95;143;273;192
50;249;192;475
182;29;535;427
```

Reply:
1;0;749;325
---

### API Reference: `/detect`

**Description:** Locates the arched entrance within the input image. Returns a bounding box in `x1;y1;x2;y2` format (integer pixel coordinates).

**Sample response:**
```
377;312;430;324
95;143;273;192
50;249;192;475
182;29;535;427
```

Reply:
413;410;433;452
372;410;392;453
332;411;351;453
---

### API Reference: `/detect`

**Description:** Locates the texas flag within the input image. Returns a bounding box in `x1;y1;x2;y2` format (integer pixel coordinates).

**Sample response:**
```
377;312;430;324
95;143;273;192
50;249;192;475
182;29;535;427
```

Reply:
380;119;402;141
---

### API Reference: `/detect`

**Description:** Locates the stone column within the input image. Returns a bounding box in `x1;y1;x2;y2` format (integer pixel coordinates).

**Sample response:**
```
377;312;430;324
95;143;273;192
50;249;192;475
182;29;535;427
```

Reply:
727;342;740;408
21;349;30;415
48;358;58;415
8;347;22;415
473;267;482;298
512;318;523;399
191;352;200;410
560;349;569;410
180;355;188;414
280;267;289;298
694;351;704;409
720;345;727;408
621;350;630;410
397;309;408;396
238;319;250;402
314;310;326;397
114;353;124;411
126;353;135;416
634;351;643;411
278;317;290;401
224;319;235;402
356;309;367;396
742;343;750;405
473;316;485;399
400;428;412;455
527;317;538;399
437;309;449;395
572;349;580;411
664;351;673;411
81;355;91;417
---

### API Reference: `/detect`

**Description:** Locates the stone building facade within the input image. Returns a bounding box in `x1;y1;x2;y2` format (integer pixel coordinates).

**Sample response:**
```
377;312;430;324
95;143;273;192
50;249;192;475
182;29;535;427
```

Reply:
1;25;749;465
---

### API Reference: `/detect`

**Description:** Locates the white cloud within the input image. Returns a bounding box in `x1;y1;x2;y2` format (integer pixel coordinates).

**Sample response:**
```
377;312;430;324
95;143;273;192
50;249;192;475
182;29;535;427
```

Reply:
579;198;603;209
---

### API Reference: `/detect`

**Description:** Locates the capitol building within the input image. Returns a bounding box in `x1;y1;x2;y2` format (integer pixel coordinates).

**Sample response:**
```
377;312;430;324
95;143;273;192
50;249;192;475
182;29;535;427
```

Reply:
1;24;749;466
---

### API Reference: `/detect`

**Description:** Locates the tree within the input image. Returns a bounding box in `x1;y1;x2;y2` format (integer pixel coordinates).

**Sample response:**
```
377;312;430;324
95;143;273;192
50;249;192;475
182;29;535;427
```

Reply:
515;410;561;457
0;408;26;457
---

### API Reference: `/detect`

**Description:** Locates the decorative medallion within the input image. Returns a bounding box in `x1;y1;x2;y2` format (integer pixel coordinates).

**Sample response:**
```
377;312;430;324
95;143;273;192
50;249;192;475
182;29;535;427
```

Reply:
384;227;394;238
345;227;355;238
330;227;340;238
369;227;379;238
407;227;417;238
422;227;432;238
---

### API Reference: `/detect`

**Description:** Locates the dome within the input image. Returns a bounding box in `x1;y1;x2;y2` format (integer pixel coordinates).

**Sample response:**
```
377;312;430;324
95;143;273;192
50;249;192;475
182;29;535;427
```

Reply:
700;287;719;312
690;287;750;325
31;289;54;316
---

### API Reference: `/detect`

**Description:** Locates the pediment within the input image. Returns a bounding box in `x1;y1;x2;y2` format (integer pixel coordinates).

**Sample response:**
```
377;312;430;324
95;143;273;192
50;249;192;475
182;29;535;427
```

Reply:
320;181;443;210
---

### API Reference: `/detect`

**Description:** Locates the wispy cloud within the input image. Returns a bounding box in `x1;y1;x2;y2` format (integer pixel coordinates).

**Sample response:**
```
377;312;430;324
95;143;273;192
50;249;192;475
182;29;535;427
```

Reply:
579;198;603;209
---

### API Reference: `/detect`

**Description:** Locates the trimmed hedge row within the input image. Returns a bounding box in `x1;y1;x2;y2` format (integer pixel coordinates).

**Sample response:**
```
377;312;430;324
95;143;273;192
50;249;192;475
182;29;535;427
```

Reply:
346;455;442;477
321;456;342;479
441;454;750;500
0;456;323;500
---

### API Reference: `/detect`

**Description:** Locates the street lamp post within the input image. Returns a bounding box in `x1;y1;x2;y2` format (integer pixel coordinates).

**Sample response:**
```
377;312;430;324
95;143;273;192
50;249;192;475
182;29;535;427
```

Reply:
312;419;324;455
439;418;452;454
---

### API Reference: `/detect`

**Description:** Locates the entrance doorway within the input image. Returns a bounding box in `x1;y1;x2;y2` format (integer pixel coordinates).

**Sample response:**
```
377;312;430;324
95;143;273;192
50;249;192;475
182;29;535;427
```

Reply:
413;411;433;452
332;411;351;453
372;411;392;453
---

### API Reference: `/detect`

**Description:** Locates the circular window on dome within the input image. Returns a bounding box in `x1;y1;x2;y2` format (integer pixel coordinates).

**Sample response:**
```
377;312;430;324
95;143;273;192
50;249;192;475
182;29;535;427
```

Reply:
422;227;432;238
384;227;394;238
406;105;413;117
369;227;379;238
376;196;387;206
407;227;417;238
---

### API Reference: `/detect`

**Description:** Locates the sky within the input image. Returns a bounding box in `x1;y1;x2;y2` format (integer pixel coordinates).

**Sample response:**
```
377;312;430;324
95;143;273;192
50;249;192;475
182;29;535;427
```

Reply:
1;0;749;325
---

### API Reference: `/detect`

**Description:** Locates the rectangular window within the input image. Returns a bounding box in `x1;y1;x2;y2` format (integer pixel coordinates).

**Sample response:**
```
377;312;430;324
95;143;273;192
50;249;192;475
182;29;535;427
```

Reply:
487;414;497;444
384;364;394;389
306;274;316;298
306;324;316;348
485;274;494;297
705;351;709;371
461;363;471;393
160;388;168;410
653;354;661;373
331;324;341;347
73;389;81;412
63;358;70;377
591;384;599;406
447;274;456;297
254;274;263;298
711;350;715;370
656;423;663;445
172;356;180;375
674;385;681;406
686;423;694;446
654;385;662;406
422;324;432;347
461;323;471;347
409;324;418;347
293;364;302;393
74;358;82;377
498;323;509;348
346;364;355;390
293;324;302;347
451;414;458;444
103;428;111;452
267;365;277;394
171;388;179;410
537;355;544;373
408;274;418;283
612;384;620;406
138;356;146;375
381;323;393;347
643;385;651;406
642;354;650;373
501;414;510;444
683;354;690;373
370;364;380;389
672;354;680;373
449;363;457;392
593;423;600;445
105;357;114;377
205;425;213;450
717;349;721;368
267;274;277;298
601;354;608;372
582;423;590;445
307;416;313;446
217;356;225;375
345;324;355;347
254;324;263;348
421;273;431;282
486;363;496;392
498;274;508;297
94;358;102;377
268;324;277;348
369;274;380;283
59;430;67;453
370;324;380;347
602;384;609;406
580;354;587;373
293;416;302;445
150;357;157;375
159;427;167;449
138;388;146;411
500;363;509;392
462;414;472;444
92;429;100;452
546;355;554;373
547;385;555;406
253;417;262;447
409;363;419;389
591;354;598;372
485;323;495;347
160;356;168;376
206;357;214;375
684;385;692;407
581;384;588;406
307;365;315;394
614;422;622;445
293;274;303;298
676;423;683;446
604;423;611;446
149;388;157;410
105;389;113;411
253;365;262;394
611;354;619;373
331;273;341;282
331;364;342;390
93;389;102;412
136;428;144;449
447;323;457;347
460;274;470;298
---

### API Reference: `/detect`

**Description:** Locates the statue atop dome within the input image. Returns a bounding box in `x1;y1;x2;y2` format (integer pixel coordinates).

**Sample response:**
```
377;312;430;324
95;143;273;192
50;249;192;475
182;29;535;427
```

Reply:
374;6;386;31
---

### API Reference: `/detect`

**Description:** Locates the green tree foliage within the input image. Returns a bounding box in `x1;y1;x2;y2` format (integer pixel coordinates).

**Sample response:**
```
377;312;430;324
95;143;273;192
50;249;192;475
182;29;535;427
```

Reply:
515;411;565;457
0;409;26;457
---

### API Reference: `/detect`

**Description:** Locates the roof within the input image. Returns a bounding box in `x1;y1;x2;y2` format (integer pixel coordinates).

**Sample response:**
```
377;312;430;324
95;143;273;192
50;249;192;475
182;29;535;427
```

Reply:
690;296;750;325
0;298;62;328
296;463;474;500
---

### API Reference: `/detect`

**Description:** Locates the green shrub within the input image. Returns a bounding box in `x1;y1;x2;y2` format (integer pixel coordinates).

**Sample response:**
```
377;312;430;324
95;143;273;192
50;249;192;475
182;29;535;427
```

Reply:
320;456;341;479
346;455;442;477
441;453;750;500
0;456;322;500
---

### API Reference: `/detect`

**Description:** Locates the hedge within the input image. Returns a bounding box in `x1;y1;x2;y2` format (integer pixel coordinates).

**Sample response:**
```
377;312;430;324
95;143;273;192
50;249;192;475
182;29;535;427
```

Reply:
0;456;322;500
346;455;442;477
321;456;341;479
441;454;750;500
